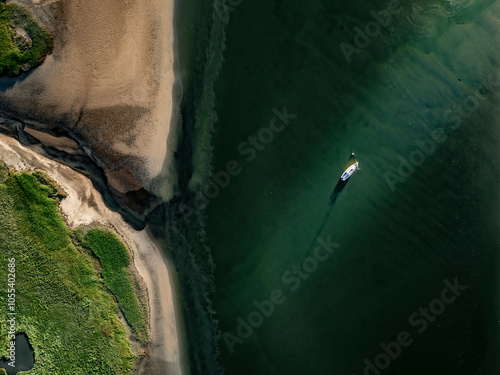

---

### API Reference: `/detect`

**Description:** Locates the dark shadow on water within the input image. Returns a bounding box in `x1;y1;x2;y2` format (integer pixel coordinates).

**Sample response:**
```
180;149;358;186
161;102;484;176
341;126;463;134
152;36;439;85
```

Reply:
329;178;349;207
329;152;355;206
300;155;357;261
0;333;35;375
299;177;351;261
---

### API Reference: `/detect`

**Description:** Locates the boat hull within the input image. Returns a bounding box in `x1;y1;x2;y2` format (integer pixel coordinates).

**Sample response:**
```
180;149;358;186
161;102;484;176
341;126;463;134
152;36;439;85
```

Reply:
340;162;358;181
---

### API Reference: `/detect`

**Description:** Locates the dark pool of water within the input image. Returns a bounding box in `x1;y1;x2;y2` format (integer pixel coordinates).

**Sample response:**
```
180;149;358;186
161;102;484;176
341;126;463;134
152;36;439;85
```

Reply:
0;333;35;375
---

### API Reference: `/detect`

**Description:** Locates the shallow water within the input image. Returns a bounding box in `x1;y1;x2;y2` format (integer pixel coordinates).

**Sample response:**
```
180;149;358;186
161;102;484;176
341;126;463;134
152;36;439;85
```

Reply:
0;333;35;375
204;0;500;373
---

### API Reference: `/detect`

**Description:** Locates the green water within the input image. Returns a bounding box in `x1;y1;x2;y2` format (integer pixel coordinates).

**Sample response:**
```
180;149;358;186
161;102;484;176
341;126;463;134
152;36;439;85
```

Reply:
204;0;500;374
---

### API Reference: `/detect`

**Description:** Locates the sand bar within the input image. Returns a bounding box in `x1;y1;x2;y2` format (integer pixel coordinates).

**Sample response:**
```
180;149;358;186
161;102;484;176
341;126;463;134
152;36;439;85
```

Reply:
3;0;178;198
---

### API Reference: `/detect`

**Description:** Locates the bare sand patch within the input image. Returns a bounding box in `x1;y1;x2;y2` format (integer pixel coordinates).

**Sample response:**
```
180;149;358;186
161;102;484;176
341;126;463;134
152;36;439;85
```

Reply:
3;0;178;200
23;127;81;153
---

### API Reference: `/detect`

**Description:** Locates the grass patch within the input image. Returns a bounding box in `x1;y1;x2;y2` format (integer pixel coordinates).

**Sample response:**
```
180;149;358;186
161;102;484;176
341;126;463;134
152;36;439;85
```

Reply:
82;229;150;344
0;160;6;183
31;170;66;200
0;3;54;76
0;168;148;374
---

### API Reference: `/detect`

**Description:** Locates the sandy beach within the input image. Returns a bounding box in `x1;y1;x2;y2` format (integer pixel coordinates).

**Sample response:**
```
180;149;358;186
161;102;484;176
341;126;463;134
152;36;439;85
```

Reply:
2;0;179;203
0;133;186;374
0;0;188;373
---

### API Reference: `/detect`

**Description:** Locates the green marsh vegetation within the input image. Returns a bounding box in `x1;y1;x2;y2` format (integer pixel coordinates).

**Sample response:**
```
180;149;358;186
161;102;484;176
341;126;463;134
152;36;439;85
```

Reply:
0;1;53;76
81;228;150;343
0;164;149;374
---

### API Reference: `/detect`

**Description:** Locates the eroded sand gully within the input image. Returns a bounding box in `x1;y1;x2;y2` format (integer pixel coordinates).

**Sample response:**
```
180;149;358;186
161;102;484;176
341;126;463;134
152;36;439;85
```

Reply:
2;0;178;197
0;133;184;375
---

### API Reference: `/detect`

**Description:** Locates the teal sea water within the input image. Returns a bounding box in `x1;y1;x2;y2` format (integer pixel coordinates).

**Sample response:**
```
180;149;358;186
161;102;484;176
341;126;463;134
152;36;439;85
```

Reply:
194;0;500;374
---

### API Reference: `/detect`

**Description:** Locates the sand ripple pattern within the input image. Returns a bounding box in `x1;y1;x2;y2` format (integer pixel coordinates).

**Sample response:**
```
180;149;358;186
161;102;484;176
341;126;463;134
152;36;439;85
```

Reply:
443;0;483;17
406;4;448;38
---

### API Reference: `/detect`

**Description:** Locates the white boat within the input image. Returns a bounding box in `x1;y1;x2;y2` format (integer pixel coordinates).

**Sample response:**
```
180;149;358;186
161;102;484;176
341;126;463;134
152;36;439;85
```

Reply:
340;161;359;181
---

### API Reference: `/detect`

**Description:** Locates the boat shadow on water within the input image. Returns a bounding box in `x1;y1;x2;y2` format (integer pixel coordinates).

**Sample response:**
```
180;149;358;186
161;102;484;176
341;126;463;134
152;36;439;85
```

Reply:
330;153;357;206
298;179;349;261
299;159;356;260
329;178;349;207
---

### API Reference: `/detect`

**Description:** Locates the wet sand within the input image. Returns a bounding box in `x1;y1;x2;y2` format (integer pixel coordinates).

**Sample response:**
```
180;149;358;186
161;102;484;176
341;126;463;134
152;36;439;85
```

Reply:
0;133;186;375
